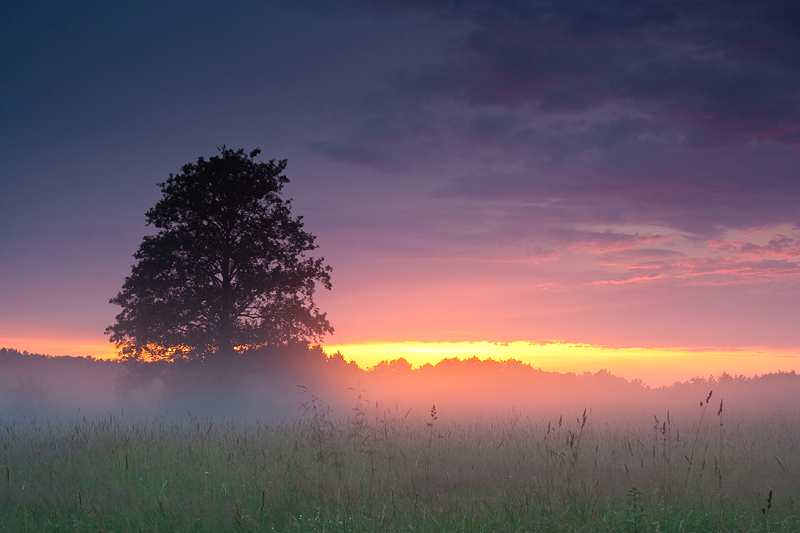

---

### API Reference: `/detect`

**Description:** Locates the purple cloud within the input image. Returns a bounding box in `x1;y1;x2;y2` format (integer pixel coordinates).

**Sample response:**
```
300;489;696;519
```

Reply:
306;0;800;239
376;0;800;143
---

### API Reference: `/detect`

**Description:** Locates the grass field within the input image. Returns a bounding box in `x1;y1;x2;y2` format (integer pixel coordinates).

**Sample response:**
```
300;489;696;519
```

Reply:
1;392;798;532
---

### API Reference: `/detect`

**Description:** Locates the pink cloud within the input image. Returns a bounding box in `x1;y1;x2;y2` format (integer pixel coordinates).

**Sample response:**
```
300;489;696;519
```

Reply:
591;273;666;286
588;232;800;287
567;233;668;254
707;235;800;259
677;257;800;286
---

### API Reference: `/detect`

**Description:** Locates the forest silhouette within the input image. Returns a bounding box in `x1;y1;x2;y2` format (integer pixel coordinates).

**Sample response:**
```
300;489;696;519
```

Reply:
2;347;798;423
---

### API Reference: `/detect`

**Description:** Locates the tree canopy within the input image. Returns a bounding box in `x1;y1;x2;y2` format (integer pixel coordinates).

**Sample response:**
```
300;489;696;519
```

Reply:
106;147;333;366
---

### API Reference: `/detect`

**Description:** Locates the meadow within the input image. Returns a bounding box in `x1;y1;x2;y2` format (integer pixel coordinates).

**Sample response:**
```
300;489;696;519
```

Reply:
2;392;798;532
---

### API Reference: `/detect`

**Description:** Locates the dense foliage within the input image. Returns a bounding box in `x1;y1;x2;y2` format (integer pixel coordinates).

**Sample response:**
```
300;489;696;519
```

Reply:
106;148;332;366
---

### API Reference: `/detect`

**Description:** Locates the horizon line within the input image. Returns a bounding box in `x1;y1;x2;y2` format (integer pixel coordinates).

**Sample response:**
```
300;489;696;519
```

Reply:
2;339;798;388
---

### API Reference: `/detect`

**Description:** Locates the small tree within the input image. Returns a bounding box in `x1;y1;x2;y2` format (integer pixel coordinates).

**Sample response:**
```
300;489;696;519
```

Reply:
106;147;333;369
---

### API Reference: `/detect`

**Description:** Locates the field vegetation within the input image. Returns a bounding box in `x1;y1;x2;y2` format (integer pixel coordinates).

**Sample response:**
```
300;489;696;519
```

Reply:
1;347;798;531
2;392;798;531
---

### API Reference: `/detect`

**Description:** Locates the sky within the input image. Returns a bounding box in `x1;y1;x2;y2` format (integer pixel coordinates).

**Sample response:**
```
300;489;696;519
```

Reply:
1;0;798;385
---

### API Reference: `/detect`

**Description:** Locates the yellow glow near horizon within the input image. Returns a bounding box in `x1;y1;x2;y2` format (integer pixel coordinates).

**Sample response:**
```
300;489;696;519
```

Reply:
2;336;797;388
0;337;117;359
323;341;799;387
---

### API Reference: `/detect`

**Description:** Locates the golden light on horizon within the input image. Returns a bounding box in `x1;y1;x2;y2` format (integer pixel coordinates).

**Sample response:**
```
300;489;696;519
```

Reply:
2;336;797;388
0;337;118;359
323;341;800;387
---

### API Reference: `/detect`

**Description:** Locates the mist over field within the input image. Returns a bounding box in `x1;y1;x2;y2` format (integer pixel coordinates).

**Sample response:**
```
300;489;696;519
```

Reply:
2;347;798;425
3;346;799;531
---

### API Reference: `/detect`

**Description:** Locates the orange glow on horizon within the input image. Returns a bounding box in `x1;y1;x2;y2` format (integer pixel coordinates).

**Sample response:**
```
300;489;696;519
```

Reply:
0;337;118;359
2;336;797;388
323;341;800;387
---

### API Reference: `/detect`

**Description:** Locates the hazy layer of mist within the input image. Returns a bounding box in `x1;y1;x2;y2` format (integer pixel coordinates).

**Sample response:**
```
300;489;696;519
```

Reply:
1;347;798;426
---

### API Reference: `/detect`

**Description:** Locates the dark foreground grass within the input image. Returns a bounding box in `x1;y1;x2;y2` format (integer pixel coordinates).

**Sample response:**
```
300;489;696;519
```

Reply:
1;400;798;532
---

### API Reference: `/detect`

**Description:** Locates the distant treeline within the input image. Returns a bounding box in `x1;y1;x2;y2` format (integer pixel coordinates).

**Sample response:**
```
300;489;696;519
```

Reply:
1;346;798;421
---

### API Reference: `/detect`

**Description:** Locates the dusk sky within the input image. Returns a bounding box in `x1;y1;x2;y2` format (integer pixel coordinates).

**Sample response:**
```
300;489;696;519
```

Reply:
2;0;798;385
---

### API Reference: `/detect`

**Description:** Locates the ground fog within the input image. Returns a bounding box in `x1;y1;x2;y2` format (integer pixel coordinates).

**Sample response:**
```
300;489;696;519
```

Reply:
1;346;798;424
2;346;799;531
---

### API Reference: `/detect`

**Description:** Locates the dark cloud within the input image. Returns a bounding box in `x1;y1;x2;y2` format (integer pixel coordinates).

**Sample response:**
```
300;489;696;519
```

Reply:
375;0;800;142
308;0;799;238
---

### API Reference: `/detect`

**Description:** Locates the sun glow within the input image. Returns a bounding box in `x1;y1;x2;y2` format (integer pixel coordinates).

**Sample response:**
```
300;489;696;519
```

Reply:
2;336;796;388
323;341;799;387
0;337;117;359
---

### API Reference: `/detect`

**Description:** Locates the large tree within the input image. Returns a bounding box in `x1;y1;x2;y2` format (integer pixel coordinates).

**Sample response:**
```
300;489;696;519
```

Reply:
106;147;333;365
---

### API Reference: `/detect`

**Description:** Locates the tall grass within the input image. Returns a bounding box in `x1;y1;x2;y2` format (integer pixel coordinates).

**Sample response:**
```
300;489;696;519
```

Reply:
1;397;798;532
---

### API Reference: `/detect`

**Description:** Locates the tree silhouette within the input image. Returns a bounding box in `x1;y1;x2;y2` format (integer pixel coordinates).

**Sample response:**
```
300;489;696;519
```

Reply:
106;147;333;368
